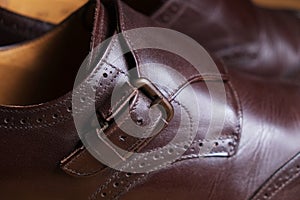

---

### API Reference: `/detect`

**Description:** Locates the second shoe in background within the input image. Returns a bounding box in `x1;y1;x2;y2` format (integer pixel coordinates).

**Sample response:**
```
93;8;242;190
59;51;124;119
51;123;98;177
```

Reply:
124;0;300;81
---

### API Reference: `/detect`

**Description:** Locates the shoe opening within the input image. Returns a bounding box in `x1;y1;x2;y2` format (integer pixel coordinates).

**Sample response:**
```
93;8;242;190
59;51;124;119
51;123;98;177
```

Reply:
0;2;95;106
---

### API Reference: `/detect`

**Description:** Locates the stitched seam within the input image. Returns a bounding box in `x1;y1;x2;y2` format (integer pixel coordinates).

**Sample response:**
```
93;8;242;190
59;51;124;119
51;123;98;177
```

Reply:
168;73;229;100
268;170;300;200
73;70;126;116
63;151;105;176
102;60;128;76
72;38;131;118
109;89;134;115
227;79;243;155
0;97;71;113
89;171;121;200
0;38;122;128
0;34;125;129
99;4;106;42
112;174;147;200
110;80;237;198
72;36;120;111
178;138;234;161
109;99;194;199
64;165;104;177
71;105;138;177
106;97;147;152
117;0;142;72
127;96;163;152
87;36;119;81
0;115;72;129
91;96;237;199
252;156;300;200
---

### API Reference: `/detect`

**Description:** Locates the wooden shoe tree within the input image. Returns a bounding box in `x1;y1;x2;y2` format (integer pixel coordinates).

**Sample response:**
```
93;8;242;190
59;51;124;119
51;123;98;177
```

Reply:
0;3;93;106
0;0;89;24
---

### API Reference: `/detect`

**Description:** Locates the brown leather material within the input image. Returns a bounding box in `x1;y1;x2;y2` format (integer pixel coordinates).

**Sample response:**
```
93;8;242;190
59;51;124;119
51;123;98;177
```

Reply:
61;1;240;178
251;152;300;200
0;0;300;200
0;7;54;46
123;0;300;80
61;146;107;177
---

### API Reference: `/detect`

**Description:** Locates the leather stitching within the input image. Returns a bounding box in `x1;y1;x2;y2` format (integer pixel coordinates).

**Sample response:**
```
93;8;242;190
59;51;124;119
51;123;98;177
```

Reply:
109;87;134;116
89;99;193;199
102;60;128;76
0;116;71;129
112;173;146;200
63;150;105;177
0;99;73;129
89;171;121;200
108;78;241;198
268;170;300;200
227;78;243;155
118;0;143;77
0;97;71;113
0;33;128;129
251;153;300;200
72;37;128;115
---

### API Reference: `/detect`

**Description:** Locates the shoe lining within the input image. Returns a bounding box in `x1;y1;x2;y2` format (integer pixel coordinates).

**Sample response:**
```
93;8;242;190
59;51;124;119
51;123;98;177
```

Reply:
0;3;94;106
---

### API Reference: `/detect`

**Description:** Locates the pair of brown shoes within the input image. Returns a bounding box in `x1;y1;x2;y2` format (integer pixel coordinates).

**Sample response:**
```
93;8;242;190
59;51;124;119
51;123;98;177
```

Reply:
0;1;300;200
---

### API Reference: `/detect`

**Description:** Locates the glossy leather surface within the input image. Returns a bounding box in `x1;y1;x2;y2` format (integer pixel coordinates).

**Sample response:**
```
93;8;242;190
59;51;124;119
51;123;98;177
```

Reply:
123;0;300;80
0;1;299;200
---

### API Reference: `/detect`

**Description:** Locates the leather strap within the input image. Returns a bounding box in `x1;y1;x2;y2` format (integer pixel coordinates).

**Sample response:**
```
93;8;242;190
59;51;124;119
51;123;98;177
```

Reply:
61;2;174;175
61;0;241;179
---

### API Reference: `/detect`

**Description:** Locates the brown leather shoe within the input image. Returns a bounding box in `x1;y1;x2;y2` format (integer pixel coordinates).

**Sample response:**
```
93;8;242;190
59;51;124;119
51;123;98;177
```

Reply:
0;1;300;200
123;0;300;80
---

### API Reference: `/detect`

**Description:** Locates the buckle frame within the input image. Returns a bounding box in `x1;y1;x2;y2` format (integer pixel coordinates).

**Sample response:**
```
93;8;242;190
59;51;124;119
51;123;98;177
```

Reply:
91;78;174;164
132;78;174;123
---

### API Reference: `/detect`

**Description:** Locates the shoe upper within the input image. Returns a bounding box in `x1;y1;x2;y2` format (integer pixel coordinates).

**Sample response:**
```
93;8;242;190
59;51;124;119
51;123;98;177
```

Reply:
124;0;300;80
0;1;300;200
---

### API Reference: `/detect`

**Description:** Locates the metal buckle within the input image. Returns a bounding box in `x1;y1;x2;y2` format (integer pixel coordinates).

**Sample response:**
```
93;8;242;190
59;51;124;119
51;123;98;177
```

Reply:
91;78;174;163
132;78;174;123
